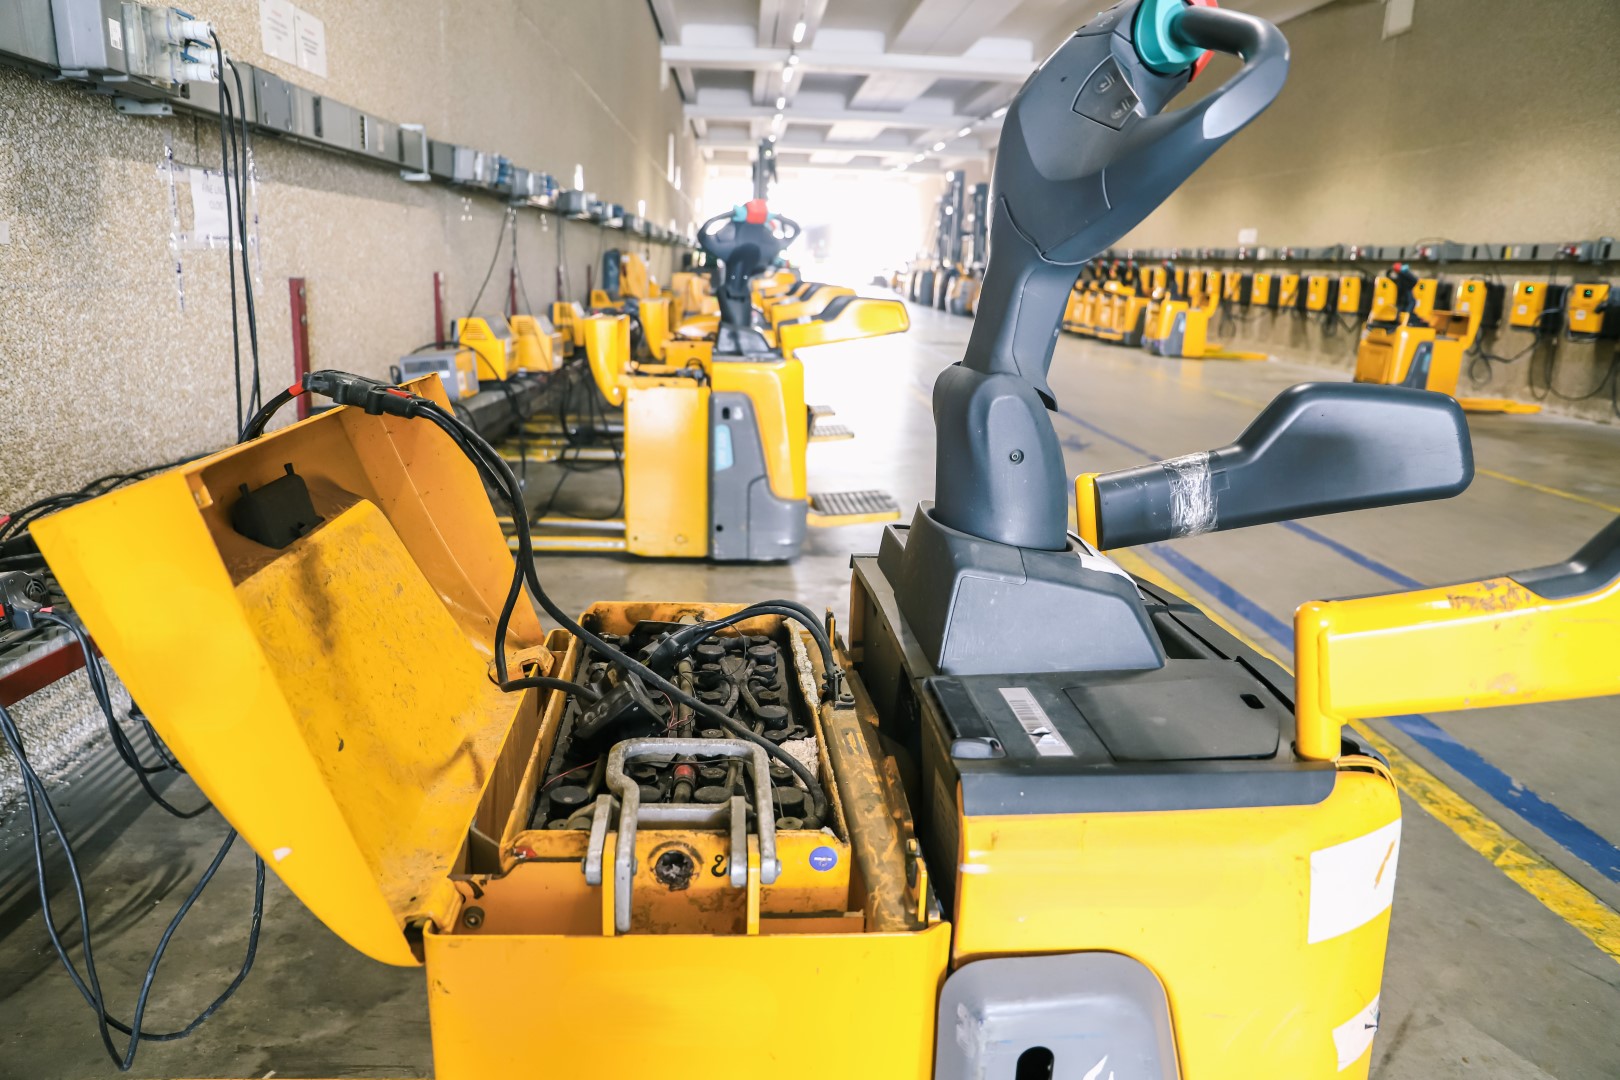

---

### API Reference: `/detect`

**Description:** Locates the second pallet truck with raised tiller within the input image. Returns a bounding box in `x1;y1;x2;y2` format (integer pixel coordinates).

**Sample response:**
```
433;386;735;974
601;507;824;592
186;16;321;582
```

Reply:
18;1;1620;1078
499;200;908;558
1353;262;1542;414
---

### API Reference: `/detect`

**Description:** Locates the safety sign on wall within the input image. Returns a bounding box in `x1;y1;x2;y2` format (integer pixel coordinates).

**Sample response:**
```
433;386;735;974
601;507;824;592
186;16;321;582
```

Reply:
260;0;328;78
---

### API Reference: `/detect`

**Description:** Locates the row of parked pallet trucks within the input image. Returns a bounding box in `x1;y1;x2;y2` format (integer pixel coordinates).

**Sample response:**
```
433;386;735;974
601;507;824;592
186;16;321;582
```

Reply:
396;260;911;560
1065;260;1618;414
893;262;982;317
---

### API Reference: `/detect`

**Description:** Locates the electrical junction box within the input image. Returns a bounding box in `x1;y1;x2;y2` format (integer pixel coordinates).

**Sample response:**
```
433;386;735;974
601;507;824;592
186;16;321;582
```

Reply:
1277;273;1299;309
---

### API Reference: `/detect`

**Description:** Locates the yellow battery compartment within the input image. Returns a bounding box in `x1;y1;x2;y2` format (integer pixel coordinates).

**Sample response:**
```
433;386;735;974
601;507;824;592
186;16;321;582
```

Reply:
34;396;950;1080
431;601;949;1080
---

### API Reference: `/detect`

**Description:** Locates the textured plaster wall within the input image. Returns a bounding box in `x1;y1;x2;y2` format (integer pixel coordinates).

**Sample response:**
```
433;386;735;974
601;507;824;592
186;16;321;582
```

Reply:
1116;0;1620;420
0;0;699;801
0;0;701;511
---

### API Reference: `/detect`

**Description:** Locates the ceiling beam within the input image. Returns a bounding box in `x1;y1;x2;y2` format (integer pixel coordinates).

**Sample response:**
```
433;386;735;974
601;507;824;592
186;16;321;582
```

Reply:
685;102;974;129
661;44;1034;83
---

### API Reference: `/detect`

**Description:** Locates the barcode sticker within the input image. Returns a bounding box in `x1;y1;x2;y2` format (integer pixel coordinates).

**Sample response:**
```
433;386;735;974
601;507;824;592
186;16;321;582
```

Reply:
998;688;1074;757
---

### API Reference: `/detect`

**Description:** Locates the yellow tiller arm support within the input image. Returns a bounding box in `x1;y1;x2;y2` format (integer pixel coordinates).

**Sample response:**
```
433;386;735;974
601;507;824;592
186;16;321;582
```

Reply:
581;313;632;406
1294;517;1620;761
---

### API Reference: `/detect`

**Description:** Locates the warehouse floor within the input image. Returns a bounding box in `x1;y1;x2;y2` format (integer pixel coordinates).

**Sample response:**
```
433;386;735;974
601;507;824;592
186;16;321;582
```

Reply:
2;303;1617;1078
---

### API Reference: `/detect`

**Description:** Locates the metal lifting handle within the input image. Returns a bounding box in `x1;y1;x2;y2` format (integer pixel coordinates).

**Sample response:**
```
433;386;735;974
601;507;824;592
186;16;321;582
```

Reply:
585;737;782;934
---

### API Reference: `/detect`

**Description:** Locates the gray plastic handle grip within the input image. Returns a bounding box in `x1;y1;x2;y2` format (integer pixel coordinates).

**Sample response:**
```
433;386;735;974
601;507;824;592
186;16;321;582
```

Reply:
963;4;1290;399
1087;384;1474;550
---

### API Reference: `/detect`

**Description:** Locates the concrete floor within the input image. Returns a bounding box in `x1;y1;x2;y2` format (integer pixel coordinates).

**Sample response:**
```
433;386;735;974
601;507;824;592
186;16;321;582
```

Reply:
2;303;1617;1078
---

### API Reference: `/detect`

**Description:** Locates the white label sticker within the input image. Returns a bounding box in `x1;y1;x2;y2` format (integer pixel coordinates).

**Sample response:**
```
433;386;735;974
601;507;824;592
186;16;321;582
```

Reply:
294;8;329;78
259;0;299;63
0;220;10;246
998;687;1074;757
1237;227;1258;245
1308;818;1401;943
188;167;232;248
1332;993;1380;1070
107;17;123;50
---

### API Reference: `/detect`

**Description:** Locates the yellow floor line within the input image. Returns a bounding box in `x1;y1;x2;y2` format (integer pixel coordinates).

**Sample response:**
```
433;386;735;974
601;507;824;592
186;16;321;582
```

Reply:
1475;467;1620;516
1109;546;1620;964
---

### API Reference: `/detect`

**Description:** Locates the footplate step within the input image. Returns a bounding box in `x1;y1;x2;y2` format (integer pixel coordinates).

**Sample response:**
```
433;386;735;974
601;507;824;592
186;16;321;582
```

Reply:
807;489;901;527
809;421;855;443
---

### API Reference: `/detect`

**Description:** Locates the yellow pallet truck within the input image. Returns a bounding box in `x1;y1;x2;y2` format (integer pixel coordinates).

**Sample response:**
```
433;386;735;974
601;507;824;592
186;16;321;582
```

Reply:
1095;262;1158;346
507;203;908;558
20;5;1620;1079
1147;263;1269;360
1353;264;1541;414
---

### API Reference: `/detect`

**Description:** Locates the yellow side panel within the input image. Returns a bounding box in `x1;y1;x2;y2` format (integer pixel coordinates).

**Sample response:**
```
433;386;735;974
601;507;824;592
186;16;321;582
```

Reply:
624;380;710;557
956;772;1400;1080
1251;272;1272;305
1353;327;1403;383
424;924;951;1080
664;339;714;367
711;360;806;501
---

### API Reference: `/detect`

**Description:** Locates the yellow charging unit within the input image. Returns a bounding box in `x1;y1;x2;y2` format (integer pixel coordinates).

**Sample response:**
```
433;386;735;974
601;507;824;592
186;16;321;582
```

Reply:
1251;271;1274;307
454;317;515;382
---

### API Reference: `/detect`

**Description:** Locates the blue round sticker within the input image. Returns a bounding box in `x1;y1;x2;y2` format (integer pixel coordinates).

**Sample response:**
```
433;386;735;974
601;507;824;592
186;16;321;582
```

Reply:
809;845;838;872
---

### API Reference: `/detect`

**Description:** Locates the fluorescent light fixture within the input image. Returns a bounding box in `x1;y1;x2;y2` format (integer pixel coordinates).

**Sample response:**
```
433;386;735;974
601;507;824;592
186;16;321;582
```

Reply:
957;126;972;137
787;53;800;65
776;96;787;109
931;141;946;151
914;153;926;162
782;66;794;82
791;20;806;42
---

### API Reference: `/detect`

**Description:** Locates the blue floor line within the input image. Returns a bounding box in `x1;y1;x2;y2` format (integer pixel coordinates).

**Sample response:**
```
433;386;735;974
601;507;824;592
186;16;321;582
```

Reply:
1068;409;1620;886
1277;520;1424;589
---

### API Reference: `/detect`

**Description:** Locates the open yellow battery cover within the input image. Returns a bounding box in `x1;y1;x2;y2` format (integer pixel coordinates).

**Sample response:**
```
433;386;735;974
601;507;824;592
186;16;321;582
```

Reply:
33;378;548;967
